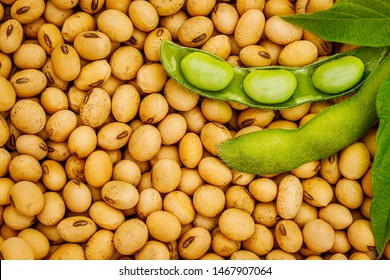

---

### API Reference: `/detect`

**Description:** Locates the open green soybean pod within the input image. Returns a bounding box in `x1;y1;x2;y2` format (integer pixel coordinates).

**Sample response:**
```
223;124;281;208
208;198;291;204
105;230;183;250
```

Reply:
160;40;388;109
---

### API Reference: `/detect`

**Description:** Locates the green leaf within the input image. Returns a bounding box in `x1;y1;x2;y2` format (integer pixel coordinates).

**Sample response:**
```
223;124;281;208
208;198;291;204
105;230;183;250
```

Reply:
282;0;390;47
371;72;390;257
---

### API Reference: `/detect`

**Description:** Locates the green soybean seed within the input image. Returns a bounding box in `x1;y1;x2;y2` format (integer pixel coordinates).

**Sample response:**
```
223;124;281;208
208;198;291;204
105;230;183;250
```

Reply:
311;56;365;94
243;70;297;104
218;53;390;175
180;52;234;91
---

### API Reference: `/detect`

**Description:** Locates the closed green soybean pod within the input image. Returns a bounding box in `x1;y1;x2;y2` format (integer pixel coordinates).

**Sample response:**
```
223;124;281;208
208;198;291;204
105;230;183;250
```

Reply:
217;53;390;175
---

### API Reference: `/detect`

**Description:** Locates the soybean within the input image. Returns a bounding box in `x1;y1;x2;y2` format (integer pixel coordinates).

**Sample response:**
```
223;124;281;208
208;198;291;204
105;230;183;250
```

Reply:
135;240;170;260
97;122;132;151
0;177;13;205
56;216;97;243
275;220;303;253
266;249;296;260
181;52;234;91
218;208;255;241
128;0;159;33
319;203;353;230
67;126;97;159
0;237;34;260
0;19;24;53
177;16;214;47
51;44;81;82
13;43;47;69
112;160;141;187
137;63;168;94
146;210;182;242
101;180;139;210
0;53;13;79
111;84;140;123
338;142;371;179
74;59;111;91
201;122;232;156
79;88;111;128
164;78;199;111
249;178;278;202
347;219;376;252
239;45;272;67
225;185;255;214
8;155;43;183
276;175;303;219
84;150;113;188
41;159;67;191
211;227;240;257
264;15;303;46
85;230;115;260
128;124;162;162
89;201;125;231
193;184;225;218
252;202;279;228
97;9;133;42
198;156;232;187
312;56;365;94
48;243;85;260
236;0;265;15
278;40;318;67
61;11;96;42
3;204;36;230
149;0;185;16
178;227;211;260
302;219;335;253
73;31;111;60
40;87;69;114
62;180;92;213
113;218;149;256
0;116;10;148
302;176;333;207
211;3;239;35
335;178;364;209
163;191;195;225
230;250;261;260
242;224;274;256
293;202;318;229
10;181;44;216
10;69;47;98
136;188;163;220
37;192;66;226
243;69;297;104
234;9;265;48
18;228;50;260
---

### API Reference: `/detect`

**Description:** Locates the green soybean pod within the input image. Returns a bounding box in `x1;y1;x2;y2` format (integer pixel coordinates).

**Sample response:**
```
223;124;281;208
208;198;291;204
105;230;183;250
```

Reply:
243;69;297;104
312;56;365;94
218;53;390;175
180;52;234;91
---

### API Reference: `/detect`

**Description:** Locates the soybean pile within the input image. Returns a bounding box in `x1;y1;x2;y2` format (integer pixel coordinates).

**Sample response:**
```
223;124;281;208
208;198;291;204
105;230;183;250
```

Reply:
0;0;389;260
